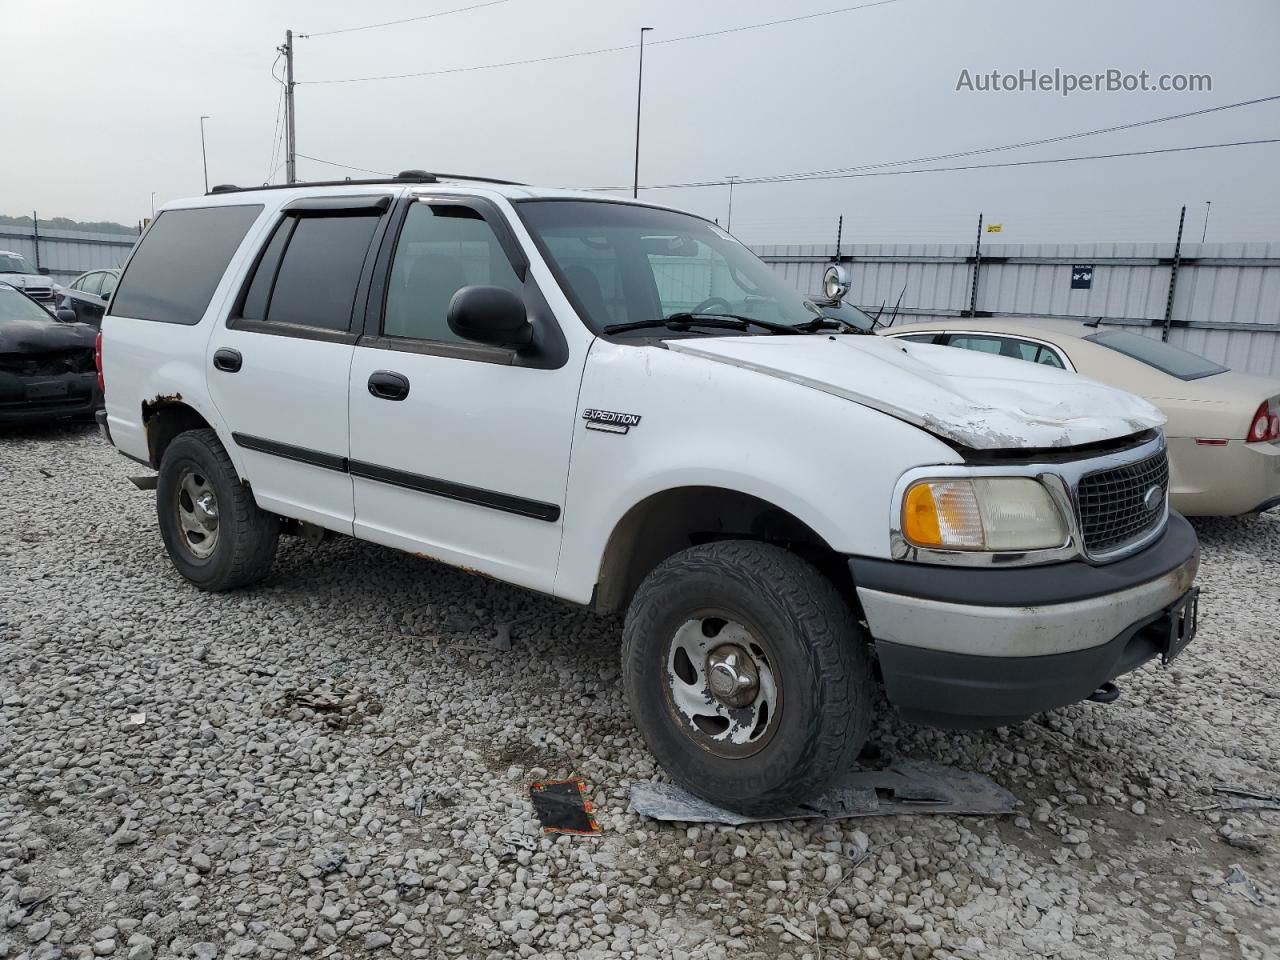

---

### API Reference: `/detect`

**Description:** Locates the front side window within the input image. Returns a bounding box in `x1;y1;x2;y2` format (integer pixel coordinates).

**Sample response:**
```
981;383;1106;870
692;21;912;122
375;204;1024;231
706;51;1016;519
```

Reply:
1085;330;1227;380
79;272;104;297
239;213;379;332
110;204;263;325
382;203;522;343
100;272;118;297
518;200;877;337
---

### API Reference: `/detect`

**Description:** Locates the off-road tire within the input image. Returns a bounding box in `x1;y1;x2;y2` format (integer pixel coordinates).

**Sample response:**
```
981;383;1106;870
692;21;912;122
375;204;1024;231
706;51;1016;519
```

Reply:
621;540;873;816
156;428;278;591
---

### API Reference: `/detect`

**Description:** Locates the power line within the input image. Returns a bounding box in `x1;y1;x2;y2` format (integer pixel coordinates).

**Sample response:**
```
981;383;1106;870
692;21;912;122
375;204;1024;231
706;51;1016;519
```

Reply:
299;0;515;39
300;0;909;84
295;153;394;176
604;139;1280;191
731;93;1280;186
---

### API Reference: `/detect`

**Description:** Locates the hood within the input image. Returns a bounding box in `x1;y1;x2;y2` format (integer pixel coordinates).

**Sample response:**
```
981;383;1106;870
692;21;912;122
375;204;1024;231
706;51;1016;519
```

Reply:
665;335;1165;450
0;273;49;287
0;314;97;353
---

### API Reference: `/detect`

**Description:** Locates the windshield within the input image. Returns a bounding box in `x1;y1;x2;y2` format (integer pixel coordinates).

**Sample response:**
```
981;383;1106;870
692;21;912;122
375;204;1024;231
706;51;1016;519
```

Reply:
0;253;36;275
517;200;876;337
1085;330;1227;380
0;284;53;324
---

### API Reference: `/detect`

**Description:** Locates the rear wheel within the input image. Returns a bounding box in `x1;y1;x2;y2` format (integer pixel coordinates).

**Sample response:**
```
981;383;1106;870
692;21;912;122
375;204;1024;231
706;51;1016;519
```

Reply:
156;429;278;591
621;541;872;816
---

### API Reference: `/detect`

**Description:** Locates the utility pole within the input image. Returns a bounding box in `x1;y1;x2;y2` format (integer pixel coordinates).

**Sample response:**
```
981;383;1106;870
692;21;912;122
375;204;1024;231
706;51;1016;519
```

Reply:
1161;204;1186;342
281;30;298;184
1200;200;1212;243
632;27;653;199
725;176;738;232
200;115;211;193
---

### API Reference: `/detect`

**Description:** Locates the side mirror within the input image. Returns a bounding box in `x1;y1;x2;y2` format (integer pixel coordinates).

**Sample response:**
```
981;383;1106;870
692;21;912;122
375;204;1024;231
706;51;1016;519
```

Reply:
56;308;78;323
447;285;533;349
37;267;51;276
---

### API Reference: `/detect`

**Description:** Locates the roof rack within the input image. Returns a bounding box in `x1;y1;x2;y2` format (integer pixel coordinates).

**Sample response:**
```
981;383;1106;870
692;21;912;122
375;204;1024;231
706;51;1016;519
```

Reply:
207;169;525;195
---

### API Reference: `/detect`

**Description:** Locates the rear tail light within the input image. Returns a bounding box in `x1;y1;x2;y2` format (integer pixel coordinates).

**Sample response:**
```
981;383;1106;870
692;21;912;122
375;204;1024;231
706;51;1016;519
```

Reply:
1246;399;1280;443
94;329;104;393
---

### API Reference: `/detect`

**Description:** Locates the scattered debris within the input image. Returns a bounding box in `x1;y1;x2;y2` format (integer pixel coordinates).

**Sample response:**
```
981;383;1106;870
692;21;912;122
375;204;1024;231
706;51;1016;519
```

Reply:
762;916;813;942
316;852;347;878
38;468;52;478
283;681;382;729
1225;864;1274;906
492;621;514;652
530;778;602;836
630;759;1018;824
125;712;146;727
1212;785;1280;811
1222;833;1265;854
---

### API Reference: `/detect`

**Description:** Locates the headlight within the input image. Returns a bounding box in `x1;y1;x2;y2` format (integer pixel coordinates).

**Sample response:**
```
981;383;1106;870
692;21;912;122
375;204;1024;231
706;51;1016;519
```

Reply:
901;477;1067;551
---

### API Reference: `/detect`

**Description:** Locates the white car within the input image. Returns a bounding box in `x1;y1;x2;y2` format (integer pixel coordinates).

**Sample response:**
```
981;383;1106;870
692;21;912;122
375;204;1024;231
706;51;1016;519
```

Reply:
96;173;1200;815
0;249;60;307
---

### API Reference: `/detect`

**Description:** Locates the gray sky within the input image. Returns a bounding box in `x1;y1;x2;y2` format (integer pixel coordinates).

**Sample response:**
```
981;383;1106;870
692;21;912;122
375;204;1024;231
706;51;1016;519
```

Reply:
4;0;1278;244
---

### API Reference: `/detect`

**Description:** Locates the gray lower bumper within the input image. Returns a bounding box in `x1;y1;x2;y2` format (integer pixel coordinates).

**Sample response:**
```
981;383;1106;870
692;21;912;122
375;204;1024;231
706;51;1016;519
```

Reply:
857;547;1199;658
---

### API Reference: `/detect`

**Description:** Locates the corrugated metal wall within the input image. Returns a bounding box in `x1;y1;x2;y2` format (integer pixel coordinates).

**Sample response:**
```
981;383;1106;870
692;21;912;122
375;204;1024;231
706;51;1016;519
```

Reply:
755;241;1280;378
0;226;136;283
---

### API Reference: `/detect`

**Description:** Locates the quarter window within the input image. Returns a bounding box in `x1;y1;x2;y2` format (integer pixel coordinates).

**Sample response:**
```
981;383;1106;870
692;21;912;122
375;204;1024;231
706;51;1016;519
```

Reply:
383;203;522;342
110;204;263;325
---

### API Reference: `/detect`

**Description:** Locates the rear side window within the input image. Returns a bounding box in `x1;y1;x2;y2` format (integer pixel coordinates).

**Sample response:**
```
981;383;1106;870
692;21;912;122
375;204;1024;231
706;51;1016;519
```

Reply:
110;205;262;325
1085;330;1227;380
239;214;379;332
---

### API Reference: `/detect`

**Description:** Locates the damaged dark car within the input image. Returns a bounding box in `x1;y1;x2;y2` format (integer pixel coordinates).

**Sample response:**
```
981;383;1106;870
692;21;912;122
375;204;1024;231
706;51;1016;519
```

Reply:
0;282;101;423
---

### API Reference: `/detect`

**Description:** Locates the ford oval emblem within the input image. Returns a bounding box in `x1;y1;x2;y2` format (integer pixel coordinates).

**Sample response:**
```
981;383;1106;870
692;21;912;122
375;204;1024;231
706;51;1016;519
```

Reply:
1143;486;1163;512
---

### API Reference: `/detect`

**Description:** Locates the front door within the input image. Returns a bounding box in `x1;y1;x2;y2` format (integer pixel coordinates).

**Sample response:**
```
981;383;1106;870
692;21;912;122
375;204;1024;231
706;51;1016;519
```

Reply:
348;196;584;594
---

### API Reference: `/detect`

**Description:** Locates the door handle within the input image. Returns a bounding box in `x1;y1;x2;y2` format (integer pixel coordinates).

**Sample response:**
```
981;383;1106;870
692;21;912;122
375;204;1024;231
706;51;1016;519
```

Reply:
212;348;242;373
368;370;410;401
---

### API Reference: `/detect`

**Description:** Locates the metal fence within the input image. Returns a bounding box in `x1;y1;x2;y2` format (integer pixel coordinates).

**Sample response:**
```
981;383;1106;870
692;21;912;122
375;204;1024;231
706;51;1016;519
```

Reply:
754;241;1280;378
0;225;136;283
7;223;1277;378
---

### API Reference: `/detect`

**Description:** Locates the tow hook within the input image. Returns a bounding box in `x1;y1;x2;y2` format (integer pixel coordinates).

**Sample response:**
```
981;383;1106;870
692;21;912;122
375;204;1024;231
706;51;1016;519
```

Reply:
1087;681;1120;704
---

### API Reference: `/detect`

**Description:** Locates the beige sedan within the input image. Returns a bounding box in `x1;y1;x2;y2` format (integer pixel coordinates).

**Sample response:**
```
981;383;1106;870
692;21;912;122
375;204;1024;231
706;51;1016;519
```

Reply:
885;319;1280;516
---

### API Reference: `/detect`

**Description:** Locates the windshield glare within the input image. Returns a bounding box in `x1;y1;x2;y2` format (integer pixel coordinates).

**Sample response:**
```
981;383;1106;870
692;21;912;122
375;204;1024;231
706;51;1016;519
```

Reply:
1085;330;1227;380
0;253;36;275
518;200;875;336
0;285;53;324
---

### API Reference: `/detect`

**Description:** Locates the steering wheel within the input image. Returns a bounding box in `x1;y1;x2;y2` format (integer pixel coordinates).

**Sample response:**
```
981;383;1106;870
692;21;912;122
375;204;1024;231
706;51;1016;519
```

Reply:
690;296;733;315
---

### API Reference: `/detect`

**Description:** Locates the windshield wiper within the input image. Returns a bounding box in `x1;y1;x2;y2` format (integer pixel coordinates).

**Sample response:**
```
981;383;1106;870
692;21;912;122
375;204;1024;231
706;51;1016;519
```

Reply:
790;315;872;335
603;312;805;336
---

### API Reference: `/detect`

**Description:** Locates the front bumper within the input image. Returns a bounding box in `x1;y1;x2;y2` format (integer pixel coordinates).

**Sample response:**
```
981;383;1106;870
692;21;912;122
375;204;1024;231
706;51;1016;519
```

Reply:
0;371;100;423
851;514;1201;728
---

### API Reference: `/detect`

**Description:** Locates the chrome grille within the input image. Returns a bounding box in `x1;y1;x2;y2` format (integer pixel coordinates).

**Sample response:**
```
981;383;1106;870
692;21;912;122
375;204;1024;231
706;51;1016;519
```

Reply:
1075;448;1169;555
23;286;54;301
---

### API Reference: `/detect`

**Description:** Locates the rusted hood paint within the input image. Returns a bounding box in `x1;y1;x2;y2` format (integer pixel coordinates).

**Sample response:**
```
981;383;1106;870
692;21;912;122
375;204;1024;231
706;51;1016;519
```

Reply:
667;335;1165;450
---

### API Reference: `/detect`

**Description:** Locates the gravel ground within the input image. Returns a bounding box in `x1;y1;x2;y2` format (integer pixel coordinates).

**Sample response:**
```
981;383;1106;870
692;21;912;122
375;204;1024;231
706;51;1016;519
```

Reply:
2;424;1278;960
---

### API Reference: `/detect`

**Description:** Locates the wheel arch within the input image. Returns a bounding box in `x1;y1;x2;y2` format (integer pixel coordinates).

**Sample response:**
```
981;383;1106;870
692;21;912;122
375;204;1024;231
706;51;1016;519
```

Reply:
141;397;216;470
591;485;858;616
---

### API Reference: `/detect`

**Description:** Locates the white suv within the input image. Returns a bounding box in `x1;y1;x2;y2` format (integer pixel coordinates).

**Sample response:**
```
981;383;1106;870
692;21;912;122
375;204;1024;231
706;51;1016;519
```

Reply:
96;172;1201;815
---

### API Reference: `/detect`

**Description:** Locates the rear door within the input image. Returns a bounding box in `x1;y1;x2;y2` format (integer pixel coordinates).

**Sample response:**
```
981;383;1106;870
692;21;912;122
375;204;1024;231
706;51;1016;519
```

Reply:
206;194;393;534
347;195;580;593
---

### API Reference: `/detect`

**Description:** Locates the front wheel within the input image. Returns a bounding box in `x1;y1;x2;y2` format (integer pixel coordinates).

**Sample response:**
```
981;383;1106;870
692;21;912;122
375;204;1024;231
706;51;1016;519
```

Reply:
156;428;278;591
621;541;872;817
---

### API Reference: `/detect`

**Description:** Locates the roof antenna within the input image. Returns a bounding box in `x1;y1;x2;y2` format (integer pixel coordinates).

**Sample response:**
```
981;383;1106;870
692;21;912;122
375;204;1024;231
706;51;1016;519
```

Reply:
1084;315;1102;328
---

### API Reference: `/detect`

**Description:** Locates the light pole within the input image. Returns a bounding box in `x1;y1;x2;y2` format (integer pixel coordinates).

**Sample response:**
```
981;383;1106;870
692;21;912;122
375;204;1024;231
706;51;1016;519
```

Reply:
726;176;739;232
150;192;156;218
1200;200;1212;243
632;27;654;199
200;115;211;194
